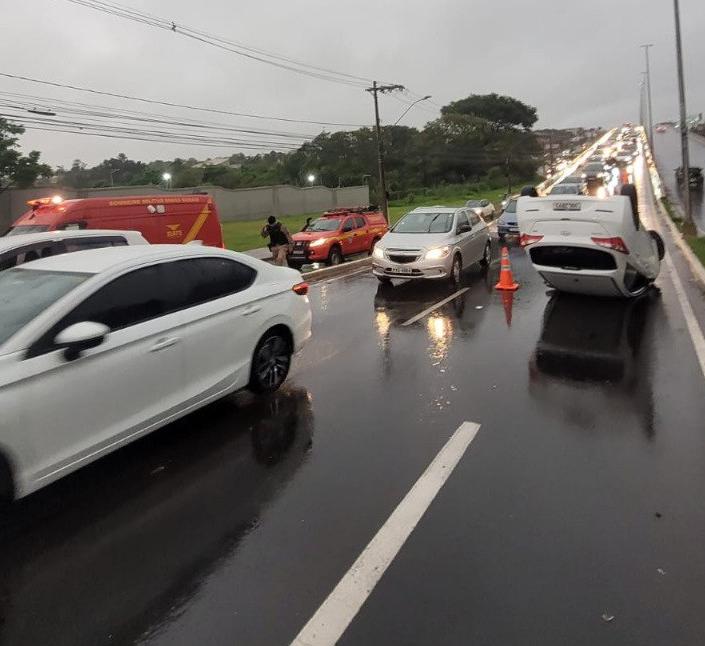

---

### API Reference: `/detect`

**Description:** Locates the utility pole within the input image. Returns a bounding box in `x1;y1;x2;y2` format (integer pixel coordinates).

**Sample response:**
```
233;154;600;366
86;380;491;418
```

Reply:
673;0;692;224
639;74;646;127
641;44;655;153
366;81;405;222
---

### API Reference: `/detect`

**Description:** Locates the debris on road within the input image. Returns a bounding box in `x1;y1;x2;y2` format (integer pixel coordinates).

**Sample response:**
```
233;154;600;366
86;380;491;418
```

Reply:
601;613;615;623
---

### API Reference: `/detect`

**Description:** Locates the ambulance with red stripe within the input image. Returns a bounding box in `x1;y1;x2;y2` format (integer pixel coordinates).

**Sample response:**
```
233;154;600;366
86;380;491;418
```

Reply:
7;194;224;247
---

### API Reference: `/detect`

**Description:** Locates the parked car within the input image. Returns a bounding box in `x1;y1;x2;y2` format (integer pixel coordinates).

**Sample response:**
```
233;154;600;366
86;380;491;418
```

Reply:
0;229;148;272
8;194;224;247
289;207;388;266
581;162;609;183
0;244;311;502
675;166;703;189
465;199;496;220
497;198;519;240
517;185;664;298
372;206;492;285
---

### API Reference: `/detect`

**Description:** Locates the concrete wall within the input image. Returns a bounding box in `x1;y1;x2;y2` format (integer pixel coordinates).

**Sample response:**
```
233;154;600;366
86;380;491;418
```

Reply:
0;184;370;230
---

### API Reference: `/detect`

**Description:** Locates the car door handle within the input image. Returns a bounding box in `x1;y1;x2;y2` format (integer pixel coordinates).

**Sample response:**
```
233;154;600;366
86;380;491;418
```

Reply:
242;306;262;317
150;337;180;352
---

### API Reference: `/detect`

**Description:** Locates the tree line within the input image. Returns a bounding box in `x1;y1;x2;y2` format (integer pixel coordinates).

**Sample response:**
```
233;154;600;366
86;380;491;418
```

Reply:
1;93;542;199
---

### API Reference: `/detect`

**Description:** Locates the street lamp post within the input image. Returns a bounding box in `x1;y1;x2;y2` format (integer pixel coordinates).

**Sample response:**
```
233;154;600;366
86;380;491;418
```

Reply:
394;95;432;126
306;173;316;185
673;0;692;224
365;81;406;223
162;172;172;189
641;44;655;152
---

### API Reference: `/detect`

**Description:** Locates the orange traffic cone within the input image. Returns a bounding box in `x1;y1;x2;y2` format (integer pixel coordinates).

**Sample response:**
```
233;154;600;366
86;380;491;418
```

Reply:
495;246;519;291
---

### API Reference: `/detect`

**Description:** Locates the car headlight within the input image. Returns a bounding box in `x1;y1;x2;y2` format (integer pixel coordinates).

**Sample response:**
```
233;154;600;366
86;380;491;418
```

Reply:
424;246;451;261
309;238;327;247
581;173;587;178
372;246;385;259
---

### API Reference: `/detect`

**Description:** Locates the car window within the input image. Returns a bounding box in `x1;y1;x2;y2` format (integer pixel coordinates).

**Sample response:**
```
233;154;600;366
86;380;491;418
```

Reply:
355;217;366;228
469;210;481;226
307;218;340;232
0;251;19;271
63;237;128;252
393;211;454;234
29;265;183;358
174;257;256;308
457;211;469;230
1;268;90;349
342;218;355;232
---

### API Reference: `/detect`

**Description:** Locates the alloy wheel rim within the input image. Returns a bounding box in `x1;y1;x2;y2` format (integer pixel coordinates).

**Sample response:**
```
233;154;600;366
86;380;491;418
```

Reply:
256;336;290;388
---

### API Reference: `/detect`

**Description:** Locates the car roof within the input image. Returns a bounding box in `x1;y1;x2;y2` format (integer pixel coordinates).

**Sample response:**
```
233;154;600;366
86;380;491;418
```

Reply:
18;244;229;274
410;206;462;213
0;229;143;252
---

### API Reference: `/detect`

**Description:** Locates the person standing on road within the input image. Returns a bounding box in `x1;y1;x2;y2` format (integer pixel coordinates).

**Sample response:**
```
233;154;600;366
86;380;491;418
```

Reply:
261;215;293;267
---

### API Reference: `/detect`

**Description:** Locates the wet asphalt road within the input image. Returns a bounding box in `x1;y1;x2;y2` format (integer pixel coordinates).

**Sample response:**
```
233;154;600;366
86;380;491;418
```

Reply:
653;127;705;233
2;162;705;645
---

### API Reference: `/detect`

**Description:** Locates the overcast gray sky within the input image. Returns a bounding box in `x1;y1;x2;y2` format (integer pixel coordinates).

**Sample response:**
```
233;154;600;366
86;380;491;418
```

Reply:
1;0;702;166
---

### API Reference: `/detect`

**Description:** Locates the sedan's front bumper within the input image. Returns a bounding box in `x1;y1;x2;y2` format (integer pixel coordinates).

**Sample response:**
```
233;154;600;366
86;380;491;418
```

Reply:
372;253;453;279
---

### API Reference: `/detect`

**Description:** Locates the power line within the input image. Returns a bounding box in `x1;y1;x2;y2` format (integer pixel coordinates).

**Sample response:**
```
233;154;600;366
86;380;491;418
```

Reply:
0;91;318;140
60;0;377;88
0;72;368;128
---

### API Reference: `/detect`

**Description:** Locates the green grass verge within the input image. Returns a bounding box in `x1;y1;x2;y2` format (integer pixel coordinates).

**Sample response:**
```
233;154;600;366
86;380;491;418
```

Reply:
660;196;705;269
222;184;522;252
686;236;705;266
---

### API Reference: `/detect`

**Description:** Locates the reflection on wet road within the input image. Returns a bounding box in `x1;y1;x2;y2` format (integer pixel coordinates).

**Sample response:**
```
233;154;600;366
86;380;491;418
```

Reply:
3;179;705;645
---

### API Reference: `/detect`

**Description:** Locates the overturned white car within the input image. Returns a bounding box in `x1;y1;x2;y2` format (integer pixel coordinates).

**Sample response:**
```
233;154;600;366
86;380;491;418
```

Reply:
517;185;664;298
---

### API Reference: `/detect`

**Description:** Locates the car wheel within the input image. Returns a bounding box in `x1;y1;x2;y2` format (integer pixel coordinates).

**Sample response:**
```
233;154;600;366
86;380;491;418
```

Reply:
377;276;392;285
479;240;492;267
649;230;665;260
328;246;343;266
449;254;462;286
249;330;292;394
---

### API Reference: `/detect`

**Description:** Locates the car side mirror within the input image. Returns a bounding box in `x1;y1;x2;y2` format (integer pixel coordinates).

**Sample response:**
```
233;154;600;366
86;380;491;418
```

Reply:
54;321;109;362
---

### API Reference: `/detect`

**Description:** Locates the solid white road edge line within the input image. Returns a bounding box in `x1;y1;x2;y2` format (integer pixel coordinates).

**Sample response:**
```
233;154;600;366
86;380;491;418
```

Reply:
290;421;482;646
639;162;705;381
663;252;705;379
401;287;469;327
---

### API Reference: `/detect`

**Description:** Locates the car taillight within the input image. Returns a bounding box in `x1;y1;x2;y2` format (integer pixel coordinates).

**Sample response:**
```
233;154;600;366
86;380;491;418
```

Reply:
519;234;544;247
591;236;629;254
292;282;309;295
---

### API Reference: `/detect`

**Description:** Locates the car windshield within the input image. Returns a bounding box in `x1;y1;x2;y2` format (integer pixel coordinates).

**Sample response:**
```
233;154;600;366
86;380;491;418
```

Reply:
307;218;341;232
550;185;579;195
503;199;517;213
0;268;90;348
6;225;50;236
393;211;454;234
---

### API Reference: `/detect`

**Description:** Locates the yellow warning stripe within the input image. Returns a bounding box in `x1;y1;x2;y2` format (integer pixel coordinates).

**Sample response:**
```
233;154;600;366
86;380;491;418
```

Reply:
183;204;211;244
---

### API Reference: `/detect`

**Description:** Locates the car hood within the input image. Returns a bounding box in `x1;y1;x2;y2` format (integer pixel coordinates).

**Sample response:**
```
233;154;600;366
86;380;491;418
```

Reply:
380;232;450;250
292;231;338;242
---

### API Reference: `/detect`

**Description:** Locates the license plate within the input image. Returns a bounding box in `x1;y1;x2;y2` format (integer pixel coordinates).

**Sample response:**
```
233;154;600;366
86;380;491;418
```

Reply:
290;251;305;257
390;266;413;274
553;201;581;211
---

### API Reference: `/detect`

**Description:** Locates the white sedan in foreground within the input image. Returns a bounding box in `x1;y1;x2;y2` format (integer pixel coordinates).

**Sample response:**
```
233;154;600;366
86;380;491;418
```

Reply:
518;185;664;298
0;245;311;502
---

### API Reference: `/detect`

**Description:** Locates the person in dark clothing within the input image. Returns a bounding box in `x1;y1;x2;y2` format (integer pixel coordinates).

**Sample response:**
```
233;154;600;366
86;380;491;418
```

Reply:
261;215;293;266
